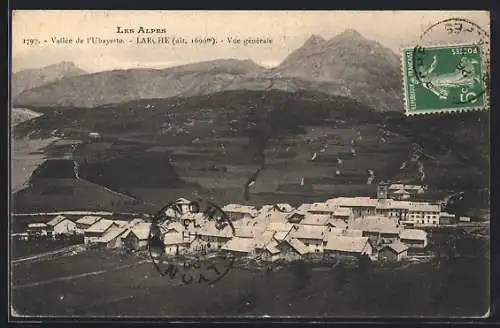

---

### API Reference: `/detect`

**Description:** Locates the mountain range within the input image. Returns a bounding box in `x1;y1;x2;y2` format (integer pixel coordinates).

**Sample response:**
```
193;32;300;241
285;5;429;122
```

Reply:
12;29;403;112
11;29;490;215
12;61;87;97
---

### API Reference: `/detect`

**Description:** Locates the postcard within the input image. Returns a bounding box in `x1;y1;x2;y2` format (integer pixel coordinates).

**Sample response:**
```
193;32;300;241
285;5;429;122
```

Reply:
10;10;490;319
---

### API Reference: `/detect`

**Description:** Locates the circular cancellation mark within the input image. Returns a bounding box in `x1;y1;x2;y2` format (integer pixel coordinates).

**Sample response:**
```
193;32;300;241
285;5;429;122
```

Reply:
411;17;490;106
148;198;236;285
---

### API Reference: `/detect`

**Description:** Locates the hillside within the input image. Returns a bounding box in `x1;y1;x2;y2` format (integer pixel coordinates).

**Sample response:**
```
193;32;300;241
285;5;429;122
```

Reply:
12;159;156;213
270;29;402;112
12;90;489;212
13;30;402;112
13;59;266;109
12;61;86;97
11;107;42;126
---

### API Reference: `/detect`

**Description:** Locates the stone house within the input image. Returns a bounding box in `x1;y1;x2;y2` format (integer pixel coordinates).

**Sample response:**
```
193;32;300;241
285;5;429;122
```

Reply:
379;241;408;261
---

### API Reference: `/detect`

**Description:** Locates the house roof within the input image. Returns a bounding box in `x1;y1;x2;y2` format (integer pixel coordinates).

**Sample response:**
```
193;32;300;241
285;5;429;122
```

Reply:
76;216;103;226
407;202;440;212
222;237;256;253
267;211;289;223
399;229;427;241
285;238;309;255
290;224;327;240
28;222;47;228
86;219;116;233
393;189;410;195
175;197;192;204
232;217;251;229
259;204;290;217
324;228;345;238
46;215;69;227
98;227;127;243
132;222;151;231
222;204;258;215
254;230;276;249
122;222;151;240
383;241;409;254
259;205;274;213
113;220;129;227
376;199;411;210
326;218;348;229
306;202;338;213
163;232;194;245
329;197;379;208
332;207;353;217
296;203;312;212
233;216;267;231
274;203;294;212
124;218;144;229
285;210;306;220
235;225;266;238
348;216;400;235
273;231;289;242
266;221;294;233
324;236;369;254
343;229;364;237
198;220;234;238
301;214;330;226
265;239;281;254
133;229;150;240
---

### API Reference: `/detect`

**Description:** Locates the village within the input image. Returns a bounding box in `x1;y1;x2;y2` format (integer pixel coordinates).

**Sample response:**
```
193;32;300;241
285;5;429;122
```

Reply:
16;182;474;265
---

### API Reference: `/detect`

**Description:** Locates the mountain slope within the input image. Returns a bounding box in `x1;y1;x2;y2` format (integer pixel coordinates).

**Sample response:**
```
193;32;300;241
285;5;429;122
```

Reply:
13;59;266;108
268;29;402;111
11;108;42;126
12;61;87;97
13;30;403;111
13;89;489;212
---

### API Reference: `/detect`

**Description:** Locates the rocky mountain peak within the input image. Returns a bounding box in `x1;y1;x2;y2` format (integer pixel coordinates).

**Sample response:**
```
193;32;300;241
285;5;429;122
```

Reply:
332;28;366;42
12;61;87;97
303;34;326;47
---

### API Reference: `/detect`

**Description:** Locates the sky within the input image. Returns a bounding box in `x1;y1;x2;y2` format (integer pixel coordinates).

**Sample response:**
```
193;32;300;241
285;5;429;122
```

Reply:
11;10;490;73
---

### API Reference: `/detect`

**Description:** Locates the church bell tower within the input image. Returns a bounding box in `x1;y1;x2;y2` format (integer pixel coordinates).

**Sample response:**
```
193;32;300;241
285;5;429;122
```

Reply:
377;181;389;200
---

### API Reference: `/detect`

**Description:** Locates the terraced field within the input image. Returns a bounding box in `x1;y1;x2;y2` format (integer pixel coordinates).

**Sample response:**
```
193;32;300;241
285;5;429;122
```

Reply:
12;90;490;212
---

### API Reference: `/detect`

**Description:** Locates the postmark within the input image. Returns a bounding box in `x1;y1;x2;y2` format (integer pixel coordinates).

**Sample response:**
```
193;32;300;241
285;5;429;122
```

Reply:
402;17;490;116
148;197;236;285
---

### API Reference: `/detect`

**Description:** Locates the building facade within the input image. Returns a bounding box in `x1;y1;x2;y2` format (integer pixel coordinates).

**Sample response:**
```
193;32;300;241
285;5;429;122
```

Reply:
379;242;408;261
46;215;76;237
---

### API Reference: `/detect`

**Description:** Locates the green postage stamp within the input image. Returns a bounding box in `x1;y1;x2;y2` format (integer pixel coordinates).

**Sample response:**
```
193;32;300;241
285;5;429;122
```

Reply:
402;44;489;115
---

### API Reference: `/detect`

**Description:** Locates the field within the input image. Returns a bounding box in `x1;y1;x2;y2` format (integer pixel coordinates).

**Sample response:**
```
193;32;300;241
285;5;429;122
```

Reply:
12;90;490;213
11;238;83;260
11;233;489;317
11;107;42;127
12;175;152;214
11;137;59;194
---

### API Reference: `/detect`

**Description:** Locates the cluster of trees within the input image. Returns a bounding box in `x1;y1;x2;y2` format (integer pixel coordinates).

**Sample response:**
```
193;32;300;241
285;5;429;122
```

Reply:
110;199;144;206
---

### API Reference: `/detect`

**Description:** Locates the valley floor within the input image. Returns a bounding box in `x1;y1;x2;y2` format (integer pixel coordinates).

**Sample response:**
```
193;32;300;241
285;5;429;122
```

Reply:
10;234;489;317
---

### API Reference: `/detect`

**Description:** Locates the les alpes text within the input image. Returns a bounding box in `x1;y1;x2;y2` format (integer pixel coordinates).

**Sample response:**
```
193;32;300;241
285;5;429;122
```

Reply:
116;26;167;34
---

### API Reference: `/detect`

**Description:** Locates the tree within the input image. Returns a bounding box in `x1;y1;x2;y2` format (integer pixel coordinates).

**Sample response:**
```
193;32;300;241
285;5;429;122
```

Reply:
358;254;372;272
